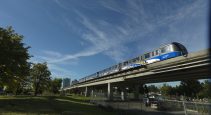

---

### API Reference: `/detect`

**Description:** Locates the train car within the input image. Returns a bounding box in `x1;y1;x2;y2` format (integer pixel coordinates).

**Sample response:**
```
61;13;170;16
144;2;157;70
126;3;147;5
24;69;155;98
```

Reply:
78;42;187;83
144;42;188;64
121;57;142;70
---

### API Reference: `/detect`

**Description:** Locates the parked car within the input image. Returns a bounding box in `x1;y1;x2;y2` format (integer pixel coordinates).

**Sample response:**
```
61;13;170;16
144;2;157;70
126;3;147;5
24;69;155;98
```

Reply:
143;94;164;108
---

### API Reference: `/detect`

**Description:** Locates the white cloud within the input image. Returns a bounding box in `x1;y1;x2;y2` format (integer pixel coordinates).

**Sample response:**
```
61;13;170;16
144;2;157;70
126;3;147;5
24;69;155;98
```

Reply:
29;0;206;77
39;10;131;63
47;0;207;63
47;63;76;78
53;0;69;10
30;55;78;79
42;50;62;58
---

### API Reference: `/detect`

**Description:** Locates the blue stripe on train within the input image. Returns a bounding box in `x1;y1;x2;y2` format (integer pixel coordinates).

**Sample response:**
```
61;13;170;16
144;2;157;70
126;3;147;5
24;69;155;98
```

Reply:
150;51;182;61
129;63;142;68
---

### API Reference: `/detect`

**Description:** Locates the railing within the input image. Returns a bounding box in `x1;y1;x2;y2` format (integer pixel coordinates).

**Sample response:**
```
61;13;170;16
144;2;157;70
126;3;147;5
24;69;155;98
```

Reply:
89;93;211;115
164;99;211;115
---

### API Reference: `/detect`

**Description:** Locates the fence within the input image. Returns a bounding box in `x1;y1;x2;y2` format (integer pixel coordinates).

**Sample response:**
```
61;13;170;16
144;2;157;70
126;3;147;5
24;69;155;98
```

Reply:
89;93;211;115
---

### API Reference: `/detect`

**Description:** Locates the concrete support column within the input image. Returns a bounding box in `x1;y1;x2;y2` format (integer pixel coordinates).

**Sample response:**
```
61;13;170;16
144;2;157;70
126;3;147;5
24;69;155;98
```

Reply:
121;88;127;101
85;86;88;97
89;86;94;97
91;89;94;97
107;82;113;100
134;85;140;100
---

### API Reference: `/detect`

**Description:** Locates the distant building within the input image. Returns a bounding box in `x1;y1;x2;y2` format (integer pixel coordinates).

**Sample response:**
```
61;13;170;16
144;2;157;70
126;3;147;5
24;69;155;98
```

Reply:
71;79;79;86
62;78;71;89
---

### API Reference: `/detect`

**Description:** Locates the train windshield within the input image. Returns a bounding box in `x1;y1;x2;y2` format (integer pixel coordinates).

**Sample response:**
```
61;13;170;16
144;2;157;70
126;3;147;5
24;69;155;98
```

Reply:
160;46;170;53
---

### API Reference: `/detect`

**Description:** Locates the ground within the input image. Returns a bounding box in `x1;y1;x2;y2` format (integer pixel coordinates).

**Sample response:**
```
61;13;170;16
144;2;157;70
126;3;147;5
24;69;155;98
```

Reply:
0;95;117;115
1;95;207;115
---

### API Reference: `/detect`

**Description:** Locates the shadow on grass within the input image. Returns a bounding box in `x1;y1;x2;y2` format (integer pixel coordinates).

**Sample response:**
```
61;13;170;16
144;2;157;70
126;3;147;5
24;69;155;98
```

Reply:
0;96;116;115
0;96;185;115
96;103;185;115
58;95;91;103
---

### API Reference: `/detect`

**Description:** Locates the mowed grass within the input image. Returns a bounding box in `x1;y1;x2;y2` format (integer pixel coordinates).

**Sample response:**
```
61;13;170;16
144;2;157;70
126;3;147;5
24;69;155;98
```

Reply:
0;95;116;115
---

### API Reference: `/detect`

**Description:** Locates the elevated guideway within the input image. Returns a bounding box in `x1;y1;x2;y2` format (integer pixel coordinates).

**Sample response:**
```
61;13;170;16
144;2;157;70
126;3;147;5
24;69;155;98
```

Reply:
66;48;210;90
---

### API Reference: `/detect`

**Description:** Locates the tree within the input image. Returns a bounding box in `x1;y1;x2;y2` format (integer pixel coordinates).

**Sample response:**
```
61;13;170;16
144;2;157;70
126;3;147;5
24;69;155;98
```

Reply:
30;63;51;96
160;83;172;96
15;75;33;95
51;78;62;94
179;80;202;97
0;26;30;94
148;85;159;93
198;80;211;98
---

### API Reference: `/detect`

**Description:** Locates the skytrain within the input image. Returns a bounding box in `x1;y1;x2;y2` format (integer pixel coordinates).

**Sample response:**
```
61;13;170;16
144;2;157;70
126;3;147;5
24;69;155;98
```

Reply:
78;42;188;83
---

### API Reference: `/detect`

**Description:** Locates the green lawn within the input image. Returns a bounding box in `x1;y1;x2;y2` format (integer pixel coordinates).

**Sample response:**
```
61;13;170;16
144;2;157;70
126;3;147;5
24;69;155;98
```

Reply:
0;95;116;115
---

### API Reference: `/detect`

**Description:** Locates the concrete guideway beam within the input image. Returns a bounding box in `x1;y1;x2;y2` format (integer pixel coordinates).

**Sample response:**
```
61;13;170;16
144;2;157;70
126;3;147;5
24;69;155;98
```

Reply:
65;49;211;92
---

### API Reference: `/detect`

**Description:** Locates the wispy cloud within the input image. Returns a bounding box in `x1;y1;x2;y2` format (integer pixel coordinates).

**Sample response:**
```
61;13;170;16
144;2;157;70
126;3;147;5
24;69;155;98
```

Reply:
53;0;69;10
27;0;206;78
30;54;78;78
40;0;208;78
42;50;62;58
47;63;76;78
49;0;206;63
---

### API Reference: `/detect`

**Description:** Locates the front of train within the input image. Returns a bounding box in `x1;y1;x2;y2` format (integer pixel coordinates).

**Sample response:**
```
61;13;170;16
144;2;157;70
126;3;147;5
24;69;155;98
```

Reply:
145;42;188;64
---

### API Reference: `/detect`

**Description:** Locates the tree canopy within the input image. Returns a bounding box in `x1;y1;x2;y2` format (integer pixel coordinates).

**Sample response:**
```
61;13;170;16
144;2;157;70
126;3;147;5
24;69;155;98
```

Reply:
179;80;202;97
0;26;30;93
51;78;62;94
30;63;51;96
0;26;63;96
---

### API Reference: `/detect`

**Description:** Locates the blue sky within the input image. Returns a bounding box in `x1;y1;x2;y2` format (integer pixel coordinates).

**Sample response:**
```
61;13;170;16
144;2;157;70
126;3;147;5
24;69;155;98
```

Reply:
0;0;209;81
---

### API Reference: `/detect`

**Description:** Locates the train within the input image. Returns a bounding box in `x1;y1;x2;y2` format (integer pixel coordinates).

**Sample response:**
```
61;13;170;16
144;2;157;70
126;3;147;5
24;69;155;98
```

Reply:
78;42;188;83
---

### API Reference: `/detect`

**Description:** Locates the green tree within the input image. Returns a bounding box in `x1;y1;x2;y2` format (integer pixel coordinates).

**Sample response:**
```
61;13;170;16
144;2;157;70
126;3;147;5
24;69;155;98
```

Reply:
160;83;172;96
148;85;159;93
179;80;202;97
15;75;33;95
0;26;30;94
30;63;51;96
170;86;179;96
51;78;62;94
198;80;211;98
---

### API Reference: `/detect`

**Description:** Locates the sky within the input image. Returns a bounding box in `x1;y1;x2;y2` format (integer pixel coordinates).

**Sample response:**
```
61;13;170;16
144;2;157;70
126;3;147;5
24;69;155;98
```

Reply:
0;0;209;81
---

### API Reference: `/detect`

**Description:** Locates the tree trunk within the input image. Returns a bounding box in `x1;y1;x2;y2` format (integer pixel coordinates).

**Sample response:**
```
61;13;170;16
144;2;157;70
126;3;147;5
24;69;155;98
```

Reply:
34;81;39;96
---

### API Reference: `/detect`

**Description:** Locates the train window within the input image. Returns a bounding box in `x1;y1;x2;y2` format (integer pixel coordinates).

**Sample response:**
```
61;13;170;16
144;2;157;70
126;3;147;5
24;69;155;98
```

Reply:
140;56;142;60
152;52;154;56
115;65;117;68
124;61;128;65
167;46;170;52
142;55;144;60
133;58;137;62
161;48;164;53
161;47;166;53
145;53;150;58
134;57;139;62
156;50;159;55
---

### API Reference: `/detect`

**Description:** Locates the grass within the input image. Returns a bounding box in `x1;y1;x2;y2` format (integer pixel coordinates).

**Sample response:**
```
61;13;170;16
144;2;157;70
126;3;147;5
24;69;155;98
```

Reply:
0;95;117;115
